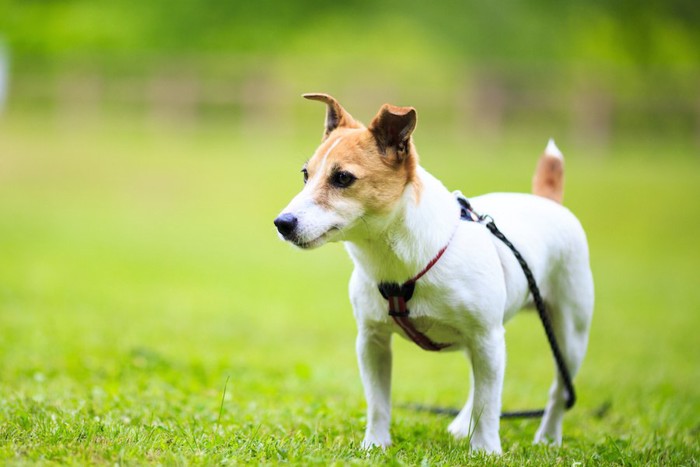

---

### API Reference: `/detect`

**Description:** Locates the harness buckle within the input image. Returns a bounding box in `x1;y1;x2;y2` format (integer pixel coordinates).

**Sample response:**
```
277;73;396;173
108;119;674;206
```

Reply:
378;281;416;318
378;281;416;302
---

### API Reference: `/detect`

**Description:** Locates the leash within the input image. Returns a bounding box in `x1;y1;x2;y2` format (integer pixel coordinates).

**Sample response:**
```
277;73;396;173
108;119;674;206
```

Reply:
479;209;577;418
378;194;576;420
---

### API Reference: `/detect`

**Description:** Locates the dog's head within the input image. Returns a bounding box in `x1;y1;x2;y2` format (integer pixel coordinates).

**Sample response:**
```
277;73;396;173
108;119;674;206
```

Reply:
274;93;420;249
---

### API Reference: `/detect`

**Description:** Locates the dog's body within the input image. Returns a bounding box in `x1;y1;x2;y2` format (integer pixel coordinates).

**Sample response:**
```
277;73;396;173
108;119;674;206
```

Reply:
275;94;594;454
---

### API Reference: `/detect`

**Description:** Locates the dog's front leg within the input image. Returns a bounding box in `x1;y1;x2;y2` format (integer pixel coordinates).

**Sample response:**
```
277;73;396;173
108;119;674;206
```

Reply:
451;327;506;454
356;326;392;450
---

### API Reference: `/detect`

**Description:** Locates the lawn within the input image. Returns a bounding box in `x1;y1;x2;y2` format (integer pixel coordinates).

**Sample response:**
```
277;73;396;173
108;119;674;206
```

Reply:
0;116;698;464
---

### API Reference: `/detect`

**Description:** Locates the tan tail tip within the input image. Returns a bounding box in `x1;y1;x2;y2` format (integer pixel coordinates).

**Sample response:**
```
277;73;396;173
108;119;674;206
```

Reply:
544;138;563;159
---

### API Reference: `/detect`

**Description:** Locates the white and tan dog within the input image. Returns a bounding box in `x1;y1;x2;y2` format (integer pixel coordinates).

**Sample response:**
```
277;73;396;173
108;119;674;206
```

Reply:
274;94;594;454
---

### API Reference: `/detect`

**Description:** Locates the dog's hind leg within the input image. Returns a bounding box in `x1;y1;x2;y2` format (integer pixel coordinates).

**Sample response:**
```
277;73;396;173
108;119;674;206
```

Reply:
534;262;594;445
447;352;474;439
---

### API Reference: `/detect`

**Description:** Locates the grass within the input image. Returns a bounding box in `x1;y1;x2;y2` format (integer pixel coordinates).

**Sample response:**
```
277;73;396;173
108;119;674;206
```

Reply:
0;116;699;464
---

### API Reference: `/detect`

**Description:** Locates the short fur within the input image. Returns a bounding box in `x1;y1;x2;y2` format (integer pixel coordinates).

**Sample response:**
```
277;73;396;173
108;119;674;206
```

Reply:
274;94;594;454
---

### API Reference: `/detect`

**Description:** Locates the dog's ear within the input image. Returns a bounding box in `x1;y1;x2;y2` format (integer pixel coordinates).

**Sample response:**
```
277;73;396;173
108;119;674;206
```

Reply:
303;93;361;140
369;104;417;161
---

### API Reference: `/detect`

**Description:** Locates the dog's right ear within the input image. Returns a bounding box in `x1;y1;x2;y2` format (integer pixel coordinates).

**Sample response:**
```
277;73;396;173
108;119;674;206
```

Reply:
303;93;361;140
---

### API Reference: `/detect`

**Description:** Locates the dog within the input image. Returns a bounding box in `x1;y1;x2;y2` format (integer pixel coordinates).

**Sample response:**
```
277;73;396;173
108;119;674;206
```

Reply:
274;94;594;454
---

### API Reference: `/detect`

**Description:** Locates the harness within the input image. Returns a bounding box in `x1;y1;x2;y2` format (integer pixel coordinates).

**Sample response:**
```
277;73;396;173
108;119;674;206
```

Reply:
377;192;576;418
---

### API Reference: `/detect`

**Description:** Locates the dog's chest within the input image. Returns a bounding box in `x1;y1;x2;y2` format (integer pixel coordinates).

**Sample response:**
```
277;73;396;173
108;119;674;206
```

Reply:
352;275;474;348
393;314;464;349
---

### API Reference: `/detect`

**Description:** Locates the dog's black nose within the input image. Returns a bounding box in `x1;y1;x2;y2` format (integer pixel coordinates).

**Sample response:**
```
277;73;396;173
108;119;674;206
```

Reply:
274;213;298;238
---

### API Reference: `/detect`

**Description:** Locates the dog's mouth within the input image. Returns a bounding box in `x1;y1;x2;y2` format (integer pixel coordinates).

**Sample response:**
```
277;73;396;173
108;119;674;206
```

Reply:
292;226;342;249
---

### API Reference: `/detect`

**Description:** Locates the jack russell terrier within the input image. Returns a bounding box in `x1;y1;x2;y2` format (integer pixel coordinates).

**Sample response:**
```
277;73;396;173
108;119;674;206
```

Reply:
274;94;594;454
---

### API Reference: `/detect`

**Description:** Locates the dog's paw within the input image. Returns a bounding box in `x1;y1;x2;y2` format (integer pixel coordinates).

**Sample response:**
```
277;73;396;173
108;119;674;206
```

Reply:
360;434;391;450
469;436;503;455
448;417;471;440
449;416;502;454
448;410;473;440
533;428;562;446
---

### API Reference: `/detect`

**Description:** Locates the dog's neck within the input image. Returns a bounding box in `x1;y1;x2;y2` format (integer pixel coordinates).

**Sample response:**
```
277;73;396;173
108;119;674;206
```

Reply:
344;166;460;284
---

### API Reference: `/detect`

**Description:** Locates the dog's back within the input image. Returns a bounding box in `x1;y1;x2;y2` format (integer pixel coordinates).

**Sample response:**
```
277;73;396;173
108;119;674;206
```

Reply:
470;139;591;323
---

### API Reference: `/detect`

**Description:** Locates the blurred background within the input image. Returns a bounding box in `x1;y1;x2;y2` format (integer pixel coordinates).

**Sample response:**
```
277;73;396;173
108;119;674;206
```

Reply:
0;1;699;461
1;0;699;145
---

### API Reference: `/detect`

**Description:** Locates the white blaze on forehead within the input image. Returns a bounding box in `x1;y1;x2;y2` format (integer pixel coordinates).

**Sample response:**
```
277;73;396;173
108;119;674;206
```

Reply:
318;136;343;172
305;136;343;190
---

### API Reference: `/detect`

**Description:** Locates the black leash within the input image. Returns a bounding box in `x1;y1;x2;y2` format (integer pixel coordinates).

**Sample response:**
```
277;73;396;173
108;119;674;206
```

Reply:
483;216;576;418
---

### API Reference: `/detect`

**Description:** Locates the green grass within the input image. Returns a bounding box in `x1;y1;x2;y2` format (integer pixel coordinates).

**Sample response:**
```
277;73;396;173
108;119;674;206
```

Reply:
1;117;699;464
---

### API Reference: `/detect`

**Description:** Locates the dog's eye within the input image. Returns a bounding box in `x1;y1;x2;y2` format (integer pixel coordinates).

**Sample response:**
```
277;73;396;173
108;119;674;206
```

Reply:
331;170;356;188
301;168;308;184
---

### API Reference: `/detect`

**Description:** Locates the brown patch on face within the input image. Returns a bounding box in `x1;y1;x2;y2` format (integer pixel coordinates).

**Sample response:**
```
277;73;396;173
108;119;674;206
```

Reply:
305;128;420;215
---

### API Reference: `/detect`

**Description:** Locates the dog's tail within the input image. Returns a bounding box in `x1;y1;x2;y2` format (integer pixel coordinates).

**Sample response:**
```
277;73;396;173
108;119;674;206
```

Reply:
532;138;564;204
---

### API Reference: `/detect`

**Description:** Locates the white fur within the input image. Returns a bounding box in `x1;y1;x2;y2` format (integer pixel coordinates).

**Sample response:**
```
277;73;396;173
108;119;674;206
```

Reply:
278;158;594;454
545;138;563;159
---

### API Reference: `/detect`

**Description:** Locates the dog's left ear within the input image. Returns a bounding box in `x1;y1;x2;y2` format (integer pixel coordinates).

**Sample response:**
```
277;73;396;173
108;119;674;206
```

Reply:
369;104;417;161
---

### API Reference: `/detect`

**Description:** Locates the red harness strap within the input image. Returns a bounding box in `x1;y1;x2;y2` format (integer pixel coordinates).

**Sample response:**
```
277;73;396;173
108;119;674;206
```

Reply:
377;196;480;351
377;235;454;351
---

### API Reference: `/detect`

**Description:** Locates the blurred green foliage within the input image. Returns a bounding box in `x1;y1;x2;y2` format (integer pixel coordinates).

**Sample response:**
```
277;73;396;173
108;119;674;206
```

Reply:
1;0;698;148
2;0;698;68
0;0;697;147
